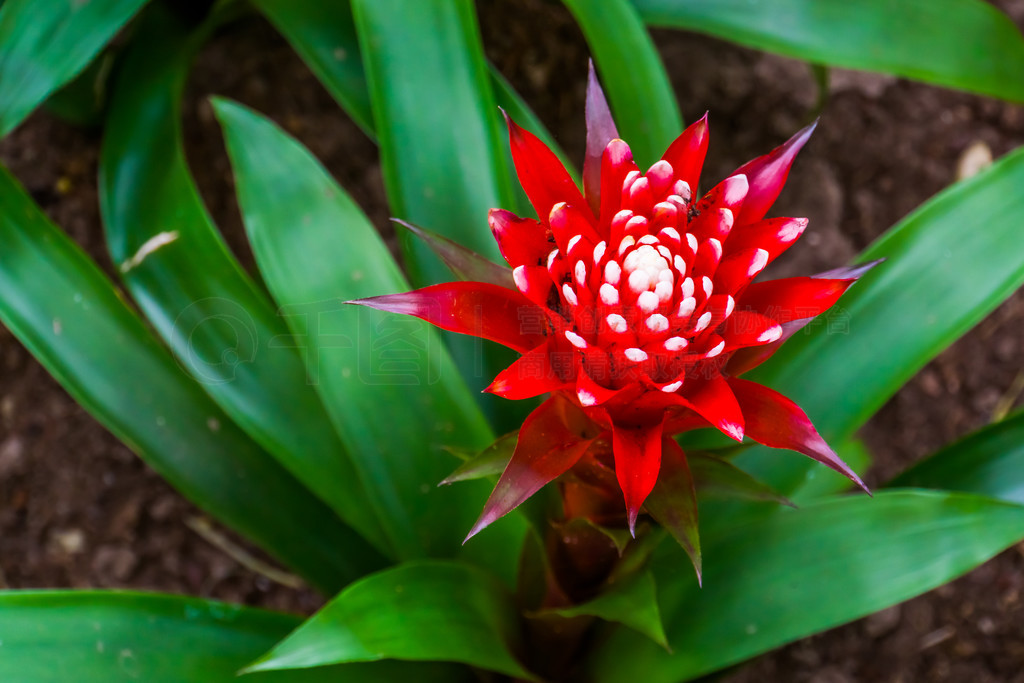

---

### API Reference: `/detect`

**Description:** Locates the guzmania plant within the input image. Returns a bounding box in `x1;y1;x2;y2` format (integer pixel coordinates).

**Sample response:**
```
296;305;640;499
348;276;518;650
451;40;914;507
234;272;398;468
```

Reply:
353;70;871;579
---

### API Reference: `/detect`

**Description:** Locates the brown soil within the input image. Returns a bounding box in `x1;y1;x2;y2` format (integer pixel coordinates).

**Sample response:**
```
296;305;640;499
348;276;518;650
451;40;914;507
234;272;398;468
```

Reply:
2;1;1024;680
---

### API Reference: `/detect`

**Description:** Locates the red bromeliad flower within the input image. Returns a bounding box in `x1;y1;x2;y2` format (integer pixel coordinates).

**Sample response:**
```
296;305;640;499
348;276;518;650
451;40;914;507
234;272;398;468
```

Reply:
352;68;871;573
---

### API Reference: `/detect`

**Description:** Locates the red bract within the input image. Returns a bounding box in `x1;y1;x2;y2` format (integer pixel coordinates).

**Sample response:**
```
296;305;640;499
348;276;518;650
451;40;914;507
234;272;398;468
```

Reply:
351;68;871;573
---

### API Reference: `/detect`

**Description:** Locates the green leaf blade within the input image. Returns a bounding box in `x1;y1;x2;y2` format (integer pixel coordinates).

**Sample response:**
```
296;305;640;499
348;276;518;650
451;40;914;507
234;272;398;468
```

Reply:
248;561;535;680
98;5;387;555
890;410;1024;505
0;0;149;135
0;163;382;593
632;0;1024;102
213;97;528;574
539;570;669;649
0;591;464;682
589;490;1024;682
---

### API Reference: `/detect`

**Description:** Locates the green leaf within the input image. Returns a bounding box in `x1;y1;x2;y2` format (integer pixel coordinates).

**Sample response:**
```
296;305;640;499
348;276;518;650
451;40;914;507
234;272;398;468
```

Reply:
890;410;1024;505
251;0;374;138
688;452;793;506
632;0;1024;102
738;145;1024;494
247;561;536;681
440;432;516;486
212;98;527;575
588;490;1024;682
0;0;148;135
0;591;463;682
98;4;388;555
250;0;572;222
351;0;531;430
562;0;681;167
351;0;509;283
396;219;511;287
0;163;381;593
538;570;669;650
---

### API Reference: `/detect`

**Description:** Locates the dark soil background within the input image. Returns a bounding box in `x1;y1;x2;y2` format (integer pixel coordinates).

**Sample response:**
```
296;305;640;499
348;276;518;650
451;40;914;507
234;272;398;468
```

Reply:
2;0;1024;680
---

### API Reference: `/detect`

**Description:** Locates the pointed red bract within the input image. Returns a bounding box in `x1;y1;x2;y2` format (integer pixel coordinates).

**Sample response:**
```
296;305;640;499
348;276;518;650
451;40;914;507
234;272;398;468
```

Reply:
466;394;597;541
727;377;869;492
724;216;807;265
661;113;709;196
732;121;816;226
737;276;855;324
505;112;592;224
669;373;745;443
611;417;665;535
349;282;547;353
488;209;550;270
725;319;813;376
355;79;869;547
485;342;570;399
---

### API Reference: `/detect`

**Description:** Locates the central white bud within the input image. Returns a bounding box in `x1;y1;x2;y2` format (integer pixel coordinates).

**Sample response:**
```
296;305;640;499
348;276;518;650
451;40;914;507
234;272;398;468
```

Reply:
622;244;672;296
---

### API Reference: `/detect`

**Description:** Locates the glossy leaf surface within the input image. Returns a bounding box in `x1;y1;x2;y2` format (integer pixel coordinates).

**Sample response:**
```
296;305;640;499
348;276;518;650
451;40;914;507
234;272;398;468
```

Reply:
247;561;535;680
98;6;387;554
538;570;669;649
589;491;1024;682
214;99;527;572
440;432;516;486
0;592;462;682
563;0;681;167
688;452;792;506
250;0;573;192
632;0;1024;102
352;0;530;429
891;410;1024;504
0;0;148;135
351;0;508;284
740;146;1024;493
0;163;380;593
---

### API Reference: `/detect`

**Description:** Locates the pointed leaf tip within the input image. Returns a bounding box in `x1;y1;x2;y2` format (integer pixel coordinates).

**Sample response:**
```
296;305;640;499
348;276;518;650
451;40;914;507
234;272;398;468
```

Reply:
467;395;596;541
644;439;701;583
585;60;619;215
393;218;512;287
733;120;818;225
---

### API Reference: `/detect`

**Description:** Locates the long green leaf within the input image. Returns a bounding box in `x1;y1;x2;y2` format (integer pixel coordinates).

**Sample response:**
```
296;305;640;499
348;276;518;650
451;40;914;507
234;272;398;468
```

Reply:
890;410;1024;504
351;0;509;282
738;146;1024;493
351;0;533;430
632;0;1024;102
0;0;148;135
562;0;681;166
98;4;387;554
213;98;527;575
588;490;1024;682
0;163;381;593
538;570;668;649
0;591;463;682
247;561;535;680
251;0;374;138
251;0;575;192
